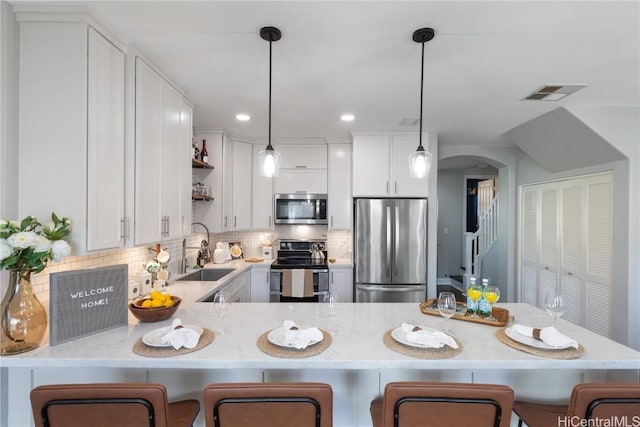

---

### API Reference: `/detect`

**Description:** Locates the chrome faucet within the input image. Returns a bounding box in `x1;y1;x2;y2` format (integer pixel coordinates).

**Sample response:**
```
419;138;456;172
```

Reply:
191;222;211;267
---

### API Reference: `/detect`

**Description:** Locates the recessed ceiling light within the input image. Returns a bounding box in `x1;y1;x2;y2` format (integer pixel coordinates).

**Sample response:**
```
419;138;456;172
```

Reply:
341;114;355;122
236;114;250;121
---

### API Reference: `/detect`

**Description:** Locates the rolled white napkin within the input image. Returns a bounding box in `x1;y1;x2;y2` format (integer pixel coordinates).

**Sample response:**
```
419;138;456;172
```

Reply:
512;324;579;349
161;318;202;350
282;320;323;349
400;323;459;349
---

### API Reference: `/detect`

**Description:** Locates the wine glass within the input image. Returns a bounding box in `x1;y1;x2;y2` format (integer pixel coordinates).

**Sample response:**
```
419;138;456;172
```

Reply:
437;292;457;334
467;283;483;319
323;292;339;335
213;292;231;334
544;291;565;323
483;285;500;321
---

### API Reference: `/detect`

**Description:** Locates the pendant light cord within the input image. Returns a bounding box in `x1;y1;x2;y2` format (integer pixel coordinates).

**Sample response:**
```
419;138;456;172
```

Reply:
267;36;273;150
418;39;425;150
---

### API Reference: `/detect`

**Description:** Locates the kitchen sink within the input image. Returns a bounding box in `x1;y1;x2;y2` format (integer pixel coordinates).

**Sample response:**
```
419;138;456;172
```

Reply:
177;268;235;282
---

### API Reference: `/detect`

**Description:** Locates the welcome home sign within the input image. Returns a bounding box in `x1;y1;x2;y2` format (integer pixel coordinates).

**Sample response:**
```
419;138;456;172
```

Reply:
49;264;128;346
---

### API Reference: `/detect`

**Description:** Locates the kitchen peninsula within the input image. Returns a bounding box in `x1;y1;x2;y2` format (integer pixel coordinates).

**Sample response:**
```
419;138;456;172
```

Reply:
2;274;638;427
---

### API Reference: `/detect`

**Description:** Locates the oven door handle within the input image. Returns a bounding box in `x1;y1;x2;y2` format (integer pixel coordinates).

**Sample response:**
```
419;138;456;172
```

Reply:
271;269;328;274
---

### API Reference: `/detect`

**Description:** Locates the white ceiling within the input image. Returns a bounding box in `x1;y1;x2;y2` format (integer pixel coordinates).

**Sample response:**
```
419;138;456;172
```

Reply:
14;1;640;148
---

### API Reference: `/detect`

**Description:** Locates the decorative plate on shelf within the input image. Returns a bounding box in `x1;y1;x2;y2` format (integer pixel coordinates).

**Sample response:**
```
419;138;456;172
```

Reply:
229;242;243;259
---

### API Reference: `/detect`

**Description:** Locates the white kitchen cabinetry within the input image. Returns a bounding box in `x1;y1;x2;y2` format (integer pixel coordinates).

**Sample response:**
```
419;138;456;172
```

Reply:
18;20;126;254
250;265;271;303
180;102;194;236
252;144;274;229
520;173;613;337
221;270;250;303
328;143;352;230
352;134;432;197
329;265;353;303
134;58;190;244
278;145;328;169
274;170;328;194
274;144;328;194
229;140;253;231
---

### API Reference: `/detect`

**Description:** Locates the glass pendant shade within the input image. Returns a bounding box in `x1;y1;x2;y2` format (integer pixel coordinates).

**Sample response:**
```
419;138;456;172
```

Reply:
409;148;432;179
258;146;281;177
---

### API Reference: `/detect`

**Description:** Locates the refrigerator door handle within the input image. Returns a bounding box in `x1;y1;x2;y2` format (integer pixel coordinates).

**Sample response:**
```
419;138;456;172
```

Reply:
386;205;392;278
394;204;400;277
358;285;423;293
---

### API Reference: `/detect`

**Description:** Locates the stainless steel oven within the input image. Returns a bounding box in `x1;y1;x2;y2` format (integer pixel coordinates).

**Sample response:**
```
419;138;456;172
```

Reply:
274;194;328;225
269;240;329;302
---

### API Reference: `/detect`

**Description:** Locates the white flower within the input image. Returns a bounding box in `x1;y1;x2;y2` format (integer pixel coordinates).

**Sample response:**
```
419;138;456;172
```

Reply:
0;239;12;261
44;221;55;232
51;240;71;262
33;235;52;253
9;220;20;228
0;220;7;229
8;231;38;249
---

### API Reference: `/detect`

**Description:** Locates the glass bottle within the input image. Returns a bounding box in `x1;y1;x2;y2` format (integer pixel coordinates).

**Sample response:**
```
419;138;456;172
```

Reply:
466;277;478;314
201;139;209;164
478;278;491;317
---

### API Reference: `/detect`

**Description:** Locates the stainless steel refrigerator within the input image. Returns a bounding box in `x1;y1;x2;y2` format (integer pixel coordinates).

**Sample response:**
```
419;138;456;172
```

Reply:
354;198;427;302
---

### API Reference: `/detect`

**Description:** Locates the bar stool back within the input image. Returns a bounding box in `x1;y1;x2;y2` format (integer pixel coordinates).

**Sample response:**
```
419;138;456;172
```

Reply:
513;382;640;427
30;383;200;427
370;382;514;427
203;382;332;427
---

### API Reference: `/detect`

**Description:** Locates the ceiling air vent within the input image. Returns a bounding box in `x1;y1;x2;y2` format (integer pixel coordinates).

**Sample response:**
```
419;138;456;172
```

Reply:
399;118;419;126
524;84;586;101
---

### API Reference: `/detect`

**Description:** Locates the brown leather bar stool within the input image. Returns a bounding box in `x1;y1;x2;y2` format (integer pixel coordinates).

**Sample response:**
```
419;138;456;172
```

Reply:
30;383;200;427
513;382;640;427
370;382;514;427
203;382;332;427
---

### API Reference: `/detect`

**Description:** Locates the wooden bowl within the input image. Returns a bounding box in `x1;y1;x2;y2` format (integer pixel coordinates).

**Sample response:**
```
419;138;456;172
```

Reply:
128;296;182;322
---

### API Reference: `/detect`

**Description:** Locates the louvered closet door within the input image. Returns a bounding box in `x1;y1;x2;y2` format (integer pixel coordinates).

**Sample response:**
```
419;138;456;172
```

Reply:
539;186;559;307
520;173;612;338
585;175;612;337
520;187;539;306
560;182;584;326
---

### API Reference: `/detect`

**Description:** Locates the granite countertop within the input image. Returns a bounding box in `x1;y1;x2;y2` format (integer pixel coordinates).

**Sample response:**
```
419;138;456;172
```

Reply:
3;300;639;371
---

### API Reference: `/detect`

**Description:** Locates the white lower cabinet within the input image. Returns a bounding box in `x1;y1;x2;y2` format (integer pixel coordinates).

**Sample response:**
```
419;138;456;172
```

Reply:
329;265;354;303
250;266;271;302
221;271;250;303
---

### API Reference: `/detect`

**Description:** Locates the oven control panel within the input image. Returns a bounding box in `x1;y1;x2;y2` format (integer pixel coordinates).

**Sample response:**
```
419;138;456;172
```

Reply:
279;240;326;251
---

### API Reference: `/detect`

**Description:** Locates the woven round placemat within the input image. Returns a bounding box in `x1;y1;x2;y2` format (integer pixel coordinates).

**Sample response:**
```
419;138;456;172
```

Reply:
132;328;215;357
382;330;463;359
257;329;332;358
495;328;584;359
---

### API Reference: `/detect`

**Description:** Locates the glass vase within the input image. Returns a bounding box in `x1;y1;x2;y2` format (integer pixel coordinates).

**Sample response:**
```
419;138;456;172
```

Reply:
1;269;48;355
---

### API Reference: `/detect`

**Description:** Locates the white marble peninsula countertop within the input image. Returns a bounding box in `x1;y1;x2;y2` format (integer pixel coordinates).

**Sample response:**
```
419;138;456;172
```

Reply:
2;302;639;372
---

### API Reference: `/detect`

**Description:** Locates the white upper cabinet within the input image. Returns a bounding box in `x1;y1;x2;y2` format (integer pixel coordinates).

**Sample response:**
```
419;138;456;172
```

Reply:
275;144;328;194
18;20;126;254
328;143;352;230
134;58;190;244
352;134;431;197
231;140;252;230
179;102;194;236
252;144;274;229
278;145;328;169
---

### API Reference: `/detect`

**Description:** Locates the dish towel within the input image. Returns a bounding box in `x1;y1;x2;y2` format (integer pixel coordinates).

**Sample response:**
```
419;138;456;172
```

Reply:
281;270;314;298
401;323;459;349
282;320;323;349
161;318;202;350
512;324;579;349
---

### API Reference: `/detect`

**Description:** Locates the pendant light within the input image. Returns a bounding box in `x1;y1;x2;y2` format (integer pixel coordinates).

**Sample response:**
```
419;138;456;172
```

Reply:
258;26;282;177
409;27;435;179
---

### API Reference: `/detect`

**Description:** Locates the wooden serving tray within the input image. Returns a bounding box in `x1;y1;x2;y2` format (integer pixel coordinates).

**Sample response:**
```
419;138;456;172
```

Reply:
419;298;509;327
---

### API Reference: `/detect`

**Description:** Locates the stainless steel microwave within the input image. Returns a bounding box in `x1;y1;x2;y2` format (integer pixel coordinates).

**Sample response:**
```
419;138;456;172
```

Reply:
274;193;328;225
